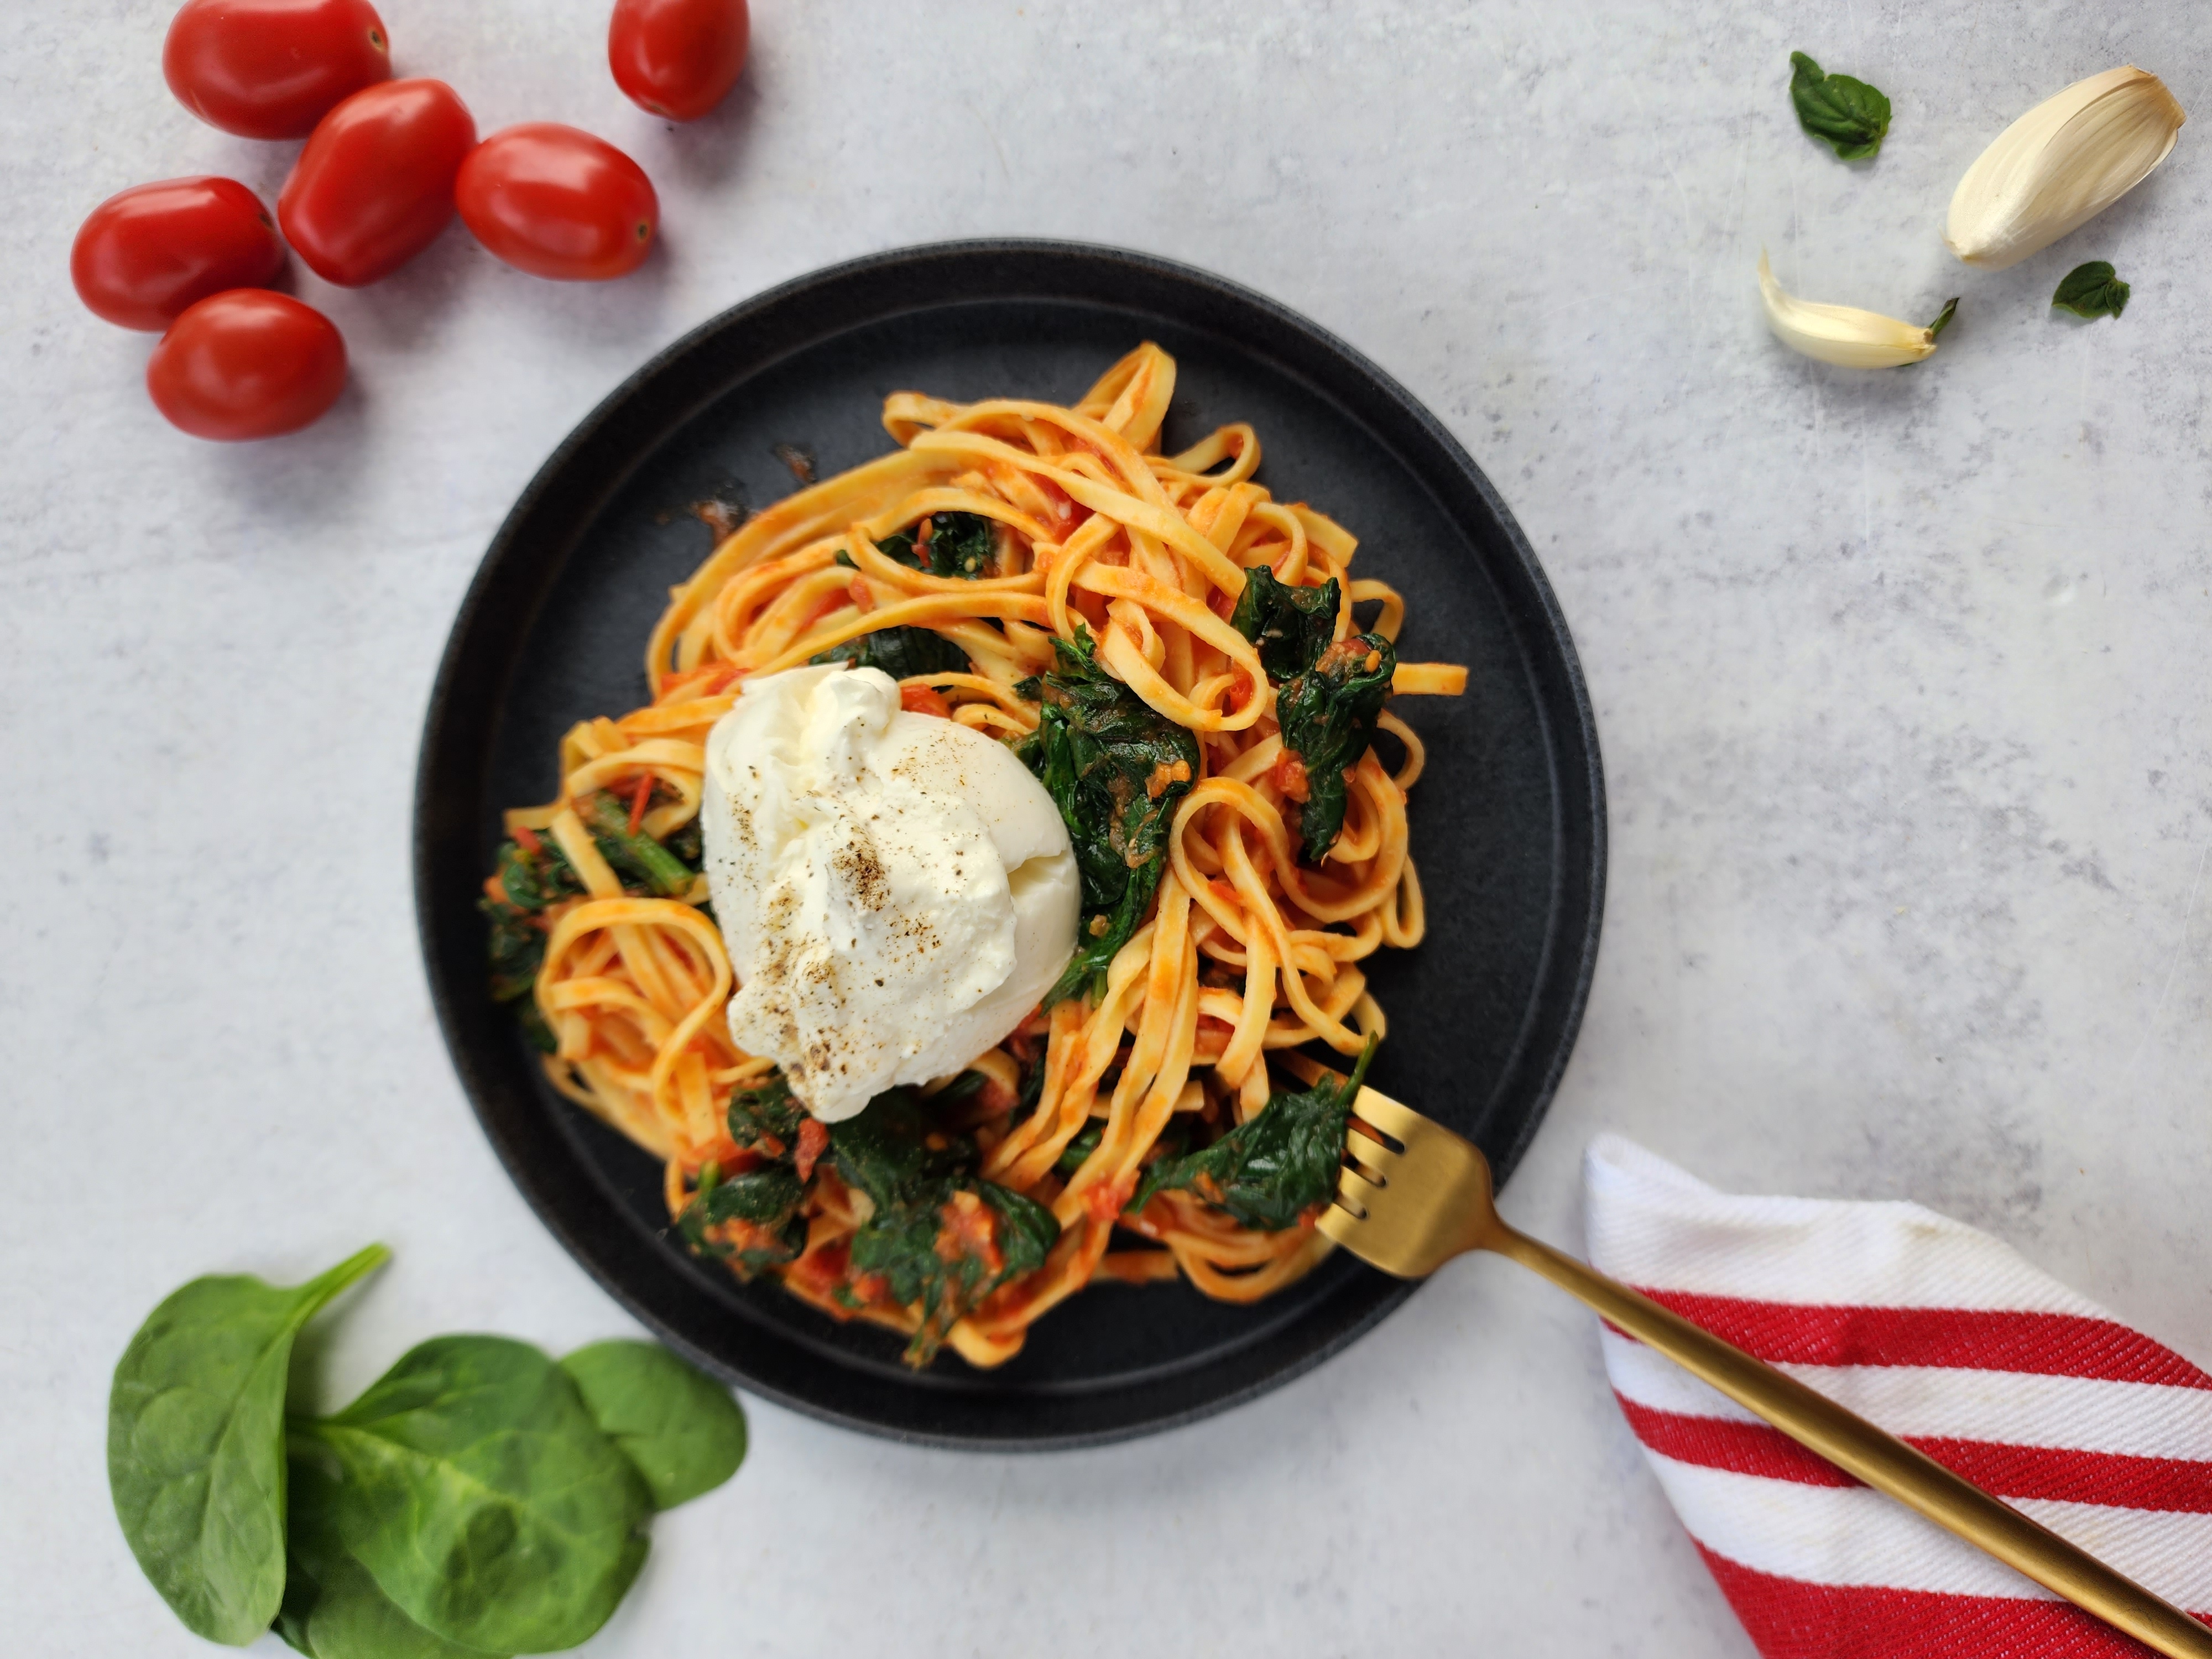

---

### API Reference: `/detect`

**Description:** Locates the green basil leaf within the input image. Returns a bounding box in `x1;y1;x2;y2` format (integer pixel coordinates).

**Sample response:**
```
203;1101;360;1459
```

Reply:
277;1458;502;1659
558;1340;748;1511
107;1244;388;1646
1788;51;1891;160
300;1335;650;1653
2052;260;2130;320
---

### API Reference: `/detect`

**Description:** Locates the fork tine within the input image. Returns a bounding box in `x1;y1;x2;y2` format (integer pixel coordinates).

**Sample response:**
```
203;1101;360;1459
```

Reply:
1344;1123;1401;1183
1321;1086;1496;1276
1349;1085;1426;1142
1334;1164;1385;1215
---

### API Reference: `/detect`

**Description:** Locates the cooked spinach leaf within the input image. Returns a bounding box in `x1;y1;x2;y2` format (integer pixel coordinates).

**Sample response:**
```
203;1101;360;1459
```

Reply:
277;1459;494;1659
822;1089;1061;1362
1018;627;1201;1004
675;1160;807;1276
2053;260;2130;320
1133;1039;1377;1230
1277;633;1397;862
557;1340;748;1512
675;1073;815;1276
1230;566;1341;681
107;1244;389;1647
1788;51;1891;160
979;1182;1060;1274
811;625;972;680
482;900;544;1009
694;1165;804;1228
1055;1120;1105;1175
297;1335;650;1655
1015;1047;1047;1118
664;815;703;868
848;1179;1060;1364
494;836;583;912
580;790;696;896
485;799;700;1053
878;510;999;578
727;1071;805;1151
484;835;580;1045
827;1086;974;1208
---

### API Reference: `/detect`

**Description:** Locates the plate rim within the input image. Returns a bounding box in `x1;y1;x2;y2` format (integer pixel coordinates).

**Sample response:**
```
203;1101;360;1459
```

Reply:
413;237;1606;1449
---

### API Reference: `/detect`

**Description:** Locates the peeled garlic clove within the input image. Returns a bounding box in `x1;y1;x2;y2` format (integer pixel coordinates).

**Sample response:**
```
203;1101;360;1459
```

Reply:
1757;251;1944;368
1945;66;2185;270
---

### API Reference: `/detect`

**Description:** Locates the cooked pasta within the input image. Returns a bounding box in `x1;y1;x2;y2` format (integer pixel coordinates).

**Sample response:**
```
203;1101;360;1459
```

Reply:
480;344;1469;1368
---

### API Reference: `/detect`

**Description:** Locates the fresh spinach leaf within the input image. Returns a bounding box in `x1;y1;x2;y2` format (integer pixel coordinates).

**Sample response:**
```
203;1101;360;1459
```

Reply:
1017;627;1200;1004
2053;260;2130;320
276;1459;497;1659
1788;51;1891;160
878;510;999;578
1276;634;1397;862
298;1335;650;1655
1134;1040;1377;1230
557;1340;748;1512
107;1244;388;1647
1230;566;1340;681
811;625;972;681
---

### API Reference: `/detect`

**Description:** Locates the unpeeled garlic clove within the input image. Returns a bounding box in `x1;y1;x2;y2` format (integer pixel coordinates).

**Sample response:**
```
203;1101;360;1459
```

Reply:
1757;251;1948;368
1945;66;2185;270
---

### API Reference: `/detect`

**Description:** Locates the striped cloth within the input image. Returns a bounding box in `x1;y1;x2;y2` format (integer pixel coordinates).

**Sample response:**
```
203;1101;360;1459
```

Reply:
1584;1133;2212;1658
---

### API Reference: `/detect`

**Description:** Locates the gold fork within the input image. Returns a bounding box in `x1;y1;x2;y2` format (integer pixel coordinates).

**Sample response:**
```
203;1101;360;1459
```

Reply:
1317;1086;2212;1659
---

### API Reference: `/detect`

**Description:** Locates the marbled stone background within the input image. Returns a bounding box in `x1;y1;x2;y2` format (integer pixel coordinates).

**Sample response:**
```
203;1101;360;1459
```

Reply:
4;3;2206;1653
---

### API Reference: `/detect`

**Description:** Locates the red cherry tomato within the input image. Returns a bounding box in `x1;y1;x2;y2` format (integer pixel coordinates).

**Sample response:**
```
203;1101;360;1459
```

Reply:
456;125;659;282
146;290;347;441
163;0;390;140
279;79;476;287
608;0;749;122
71;178;285;331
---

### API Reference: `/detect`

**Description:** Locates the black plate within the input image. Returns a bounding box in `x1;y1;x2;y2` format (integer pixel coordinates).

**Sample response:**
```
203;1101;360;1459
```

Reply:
415;241;1604;1449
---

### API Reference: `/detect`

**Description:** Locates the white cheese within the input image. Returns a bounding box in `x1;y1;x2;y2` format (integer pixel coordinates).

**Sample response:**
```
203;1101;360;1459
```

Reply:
700;664;1079;1122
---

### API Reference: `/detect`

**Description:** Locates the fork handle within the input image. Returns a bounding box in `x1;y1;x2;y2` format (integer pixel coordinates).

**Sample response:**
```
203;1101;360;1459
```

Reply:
1483;1219;2212;1659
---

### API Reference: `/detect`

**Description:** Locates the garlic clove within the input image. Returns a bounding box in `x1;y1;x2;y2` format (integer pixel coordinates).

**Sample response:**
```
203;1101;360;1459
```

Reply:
1945;66;2185;270
1757;251;1947;368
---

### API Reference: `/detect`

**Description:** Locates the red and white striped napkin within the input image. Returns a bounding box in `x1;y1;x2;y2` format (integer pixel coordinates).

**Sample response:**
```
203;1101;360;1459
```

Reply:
1584;1133;2212;1658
